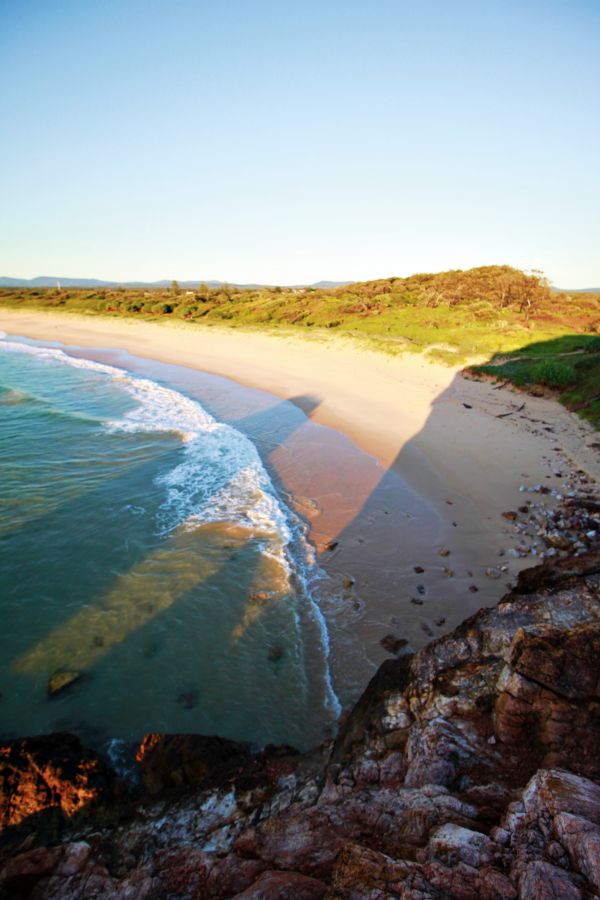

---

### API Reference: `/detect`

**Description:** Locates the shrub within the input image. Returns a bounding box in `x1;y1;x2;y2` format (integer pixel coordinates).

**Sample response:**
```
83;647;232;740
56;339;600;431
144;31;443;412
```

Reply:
152;303;173;315
584;335;600;352
532;360;577;389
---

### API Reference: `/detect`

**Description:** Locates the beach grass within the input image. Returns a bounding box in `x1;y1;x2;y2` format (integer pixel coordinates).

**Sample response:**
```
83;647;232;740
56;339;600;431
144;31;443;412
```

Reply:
468;334;600;428
1;265;598;424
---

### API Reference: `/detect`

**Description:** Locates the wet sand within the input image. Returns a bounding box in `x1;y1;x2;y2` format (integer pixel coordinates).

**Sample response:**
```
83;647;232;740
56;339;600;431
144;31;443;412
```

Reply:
2;310;599;707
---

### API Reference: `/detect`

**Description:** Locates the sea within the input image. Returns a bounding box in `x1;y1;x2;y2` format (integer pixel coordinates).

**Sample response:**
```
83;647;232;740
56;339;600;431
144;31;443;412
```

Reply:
0;334;340;762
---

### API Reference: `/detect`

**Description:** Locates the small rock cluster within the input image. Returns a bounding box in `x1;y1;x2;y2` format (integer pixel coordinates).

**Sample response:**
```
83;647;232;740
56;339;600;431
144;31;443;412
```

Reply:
502;458;598;561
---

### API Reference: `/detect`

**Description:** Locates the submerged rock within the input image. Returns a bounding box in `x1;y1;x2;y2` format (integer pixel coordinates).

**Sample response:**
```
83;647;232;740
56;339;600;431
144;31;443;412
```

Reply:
47;670;84;698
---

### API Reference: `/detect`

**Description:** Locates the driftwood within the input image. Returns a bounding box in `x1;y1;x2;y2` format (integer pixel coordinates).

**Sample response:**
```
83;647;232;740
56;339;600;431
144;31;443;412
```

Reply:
496;402;526;418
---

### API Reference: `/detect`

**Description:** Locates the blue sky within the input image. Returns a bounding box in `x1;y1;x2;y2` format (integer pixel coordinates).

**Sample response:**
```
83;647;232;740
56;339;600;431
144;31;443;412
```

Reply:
1;0;598;286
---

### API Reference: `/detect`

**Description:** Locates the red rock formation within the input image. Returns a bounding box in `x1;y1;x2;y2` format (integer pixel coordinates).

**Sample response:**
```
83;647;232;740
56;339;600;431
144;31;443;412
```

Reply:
1;550;599;898
0;733;117;834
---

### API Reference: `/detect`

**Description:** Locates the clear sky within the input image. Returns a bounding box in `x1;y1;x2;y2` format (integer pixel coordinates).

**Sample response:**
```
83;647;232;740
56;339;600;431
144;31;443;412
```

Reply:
1;0;598;286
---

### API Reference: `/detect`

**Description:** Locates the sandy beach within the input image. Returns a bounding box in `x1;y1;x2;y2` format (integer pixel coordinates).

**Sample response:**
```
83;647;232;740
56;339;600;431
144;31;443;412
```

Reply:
2;309;599;702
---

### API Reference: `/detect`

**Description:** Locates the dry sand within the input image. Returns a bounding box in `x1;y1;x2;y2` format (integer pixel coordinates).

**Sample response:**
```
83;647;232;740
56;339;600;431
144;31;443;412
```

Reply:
2;309;599;700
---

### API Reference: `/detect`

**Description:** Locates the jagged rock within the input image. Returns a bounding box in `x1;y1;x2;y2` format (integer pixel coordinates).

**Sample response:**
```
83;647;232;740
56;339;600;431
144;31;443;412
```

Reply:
135;733;251;794
0;734;119;836
2;550;600;898
234;869;328;898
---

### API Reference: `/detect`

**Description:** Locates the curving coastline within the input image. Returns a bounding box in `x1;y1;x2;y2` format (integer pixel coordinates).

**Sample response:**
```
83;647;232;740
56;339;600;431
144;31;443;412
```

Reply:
1;310;599;897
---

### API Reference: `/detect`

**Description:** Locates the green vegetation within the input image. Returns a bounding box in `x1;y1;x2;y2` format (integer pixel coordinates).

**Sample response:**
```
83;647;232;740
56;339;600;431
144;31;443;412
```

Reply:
469;334;600;427
1;266;598;357
1;265;598;424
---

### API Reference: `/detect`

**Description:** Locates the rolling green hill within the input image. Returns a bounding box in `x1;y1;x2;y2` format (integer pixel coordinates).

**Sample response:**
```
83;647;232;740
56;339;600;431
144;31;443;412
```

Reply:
1;265;598;425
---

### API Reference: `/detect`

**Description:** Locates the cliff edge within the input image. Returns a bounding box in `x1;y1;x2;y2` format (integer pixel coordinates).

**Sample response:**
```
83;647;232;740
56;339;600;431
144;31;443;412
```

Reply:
2;550;600;898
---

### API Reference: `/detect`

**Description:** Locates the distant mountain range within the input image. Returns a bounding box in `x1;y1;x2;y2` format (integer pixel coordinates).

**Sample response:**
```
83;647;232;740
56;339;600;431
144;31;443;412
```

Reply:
0;276;351;290
553;286;600;293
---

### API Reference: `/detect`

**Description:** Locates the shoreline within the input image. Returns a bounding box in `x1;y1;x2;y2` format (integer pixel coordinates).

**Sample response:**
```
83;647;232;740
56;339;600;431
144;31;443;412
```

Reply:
2;309;599;698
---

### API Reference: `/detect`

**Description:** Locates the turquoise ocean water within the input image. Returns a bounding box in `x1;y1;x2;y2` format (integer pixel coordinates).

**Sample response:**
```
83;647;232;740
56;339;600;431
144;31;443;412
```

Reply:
0;336;339;760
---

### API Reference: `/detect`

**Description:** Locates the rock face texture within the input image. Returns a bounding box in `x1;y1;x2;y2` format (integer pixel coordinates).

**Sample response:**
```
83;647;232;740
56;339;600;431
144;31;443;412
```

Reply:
0;733;119;836
1;550;600;898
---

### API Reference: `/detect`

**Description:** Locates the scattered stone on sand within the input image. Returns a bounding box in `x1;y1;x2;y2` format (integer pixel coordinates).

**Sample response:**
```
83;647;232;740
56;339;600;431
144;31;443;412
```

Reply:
342;577;355;589
416;584;426;595
468;584;479;592
502;510;518;521
485;567;502;579
324;541;339;552
438;547;450;557
267;645;284;662
47;670;84;698
420;622;434;636
410;597;423;605
435;617;446;627
443;567;454;577
413;566;425;574
379;634;408;655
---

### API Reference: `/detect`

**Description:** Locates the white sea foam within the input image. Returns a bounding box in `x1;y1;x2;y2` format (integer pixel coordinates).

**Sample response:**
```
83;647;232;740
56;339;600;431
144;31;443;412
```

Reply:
0;335;342;717
0;338;293;560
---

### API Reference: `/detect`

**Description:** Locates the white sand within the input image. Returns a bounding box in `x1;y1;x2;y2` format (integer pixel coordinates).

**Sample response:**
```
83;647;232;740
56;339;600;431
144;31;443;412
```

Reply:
1;309;598;680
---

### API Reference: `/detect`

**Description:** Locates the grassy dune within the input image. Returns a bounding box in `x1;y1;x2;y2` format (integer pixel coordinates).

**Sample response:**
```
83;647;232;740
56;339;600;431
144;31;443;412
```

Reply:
1;265;598;424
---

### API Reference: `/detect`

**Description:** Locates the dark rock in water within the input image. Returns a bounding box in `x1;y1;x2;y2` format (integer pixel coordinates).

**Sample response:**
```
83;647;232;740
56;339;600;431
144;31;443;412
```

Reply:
267;645;284;662
47;670;84;698
4;550;600;899
324;540;338;552
143;640;161;659
135;733;251;794
176;690;199;710
379;634;408;654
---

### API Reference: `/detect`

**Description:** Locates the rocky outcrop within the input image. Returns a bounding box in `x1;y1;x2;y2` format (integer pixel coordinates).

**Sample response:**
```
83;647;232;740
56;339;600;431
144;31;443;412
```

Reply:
0;734;120;839
1;550;600;898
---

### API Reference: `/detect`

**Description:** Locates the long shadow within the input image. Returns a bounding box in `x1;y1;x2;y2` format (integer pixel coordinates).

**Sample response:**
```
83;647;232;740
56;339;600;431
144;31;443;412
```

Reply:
3;390;336;750
312;343;599;707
